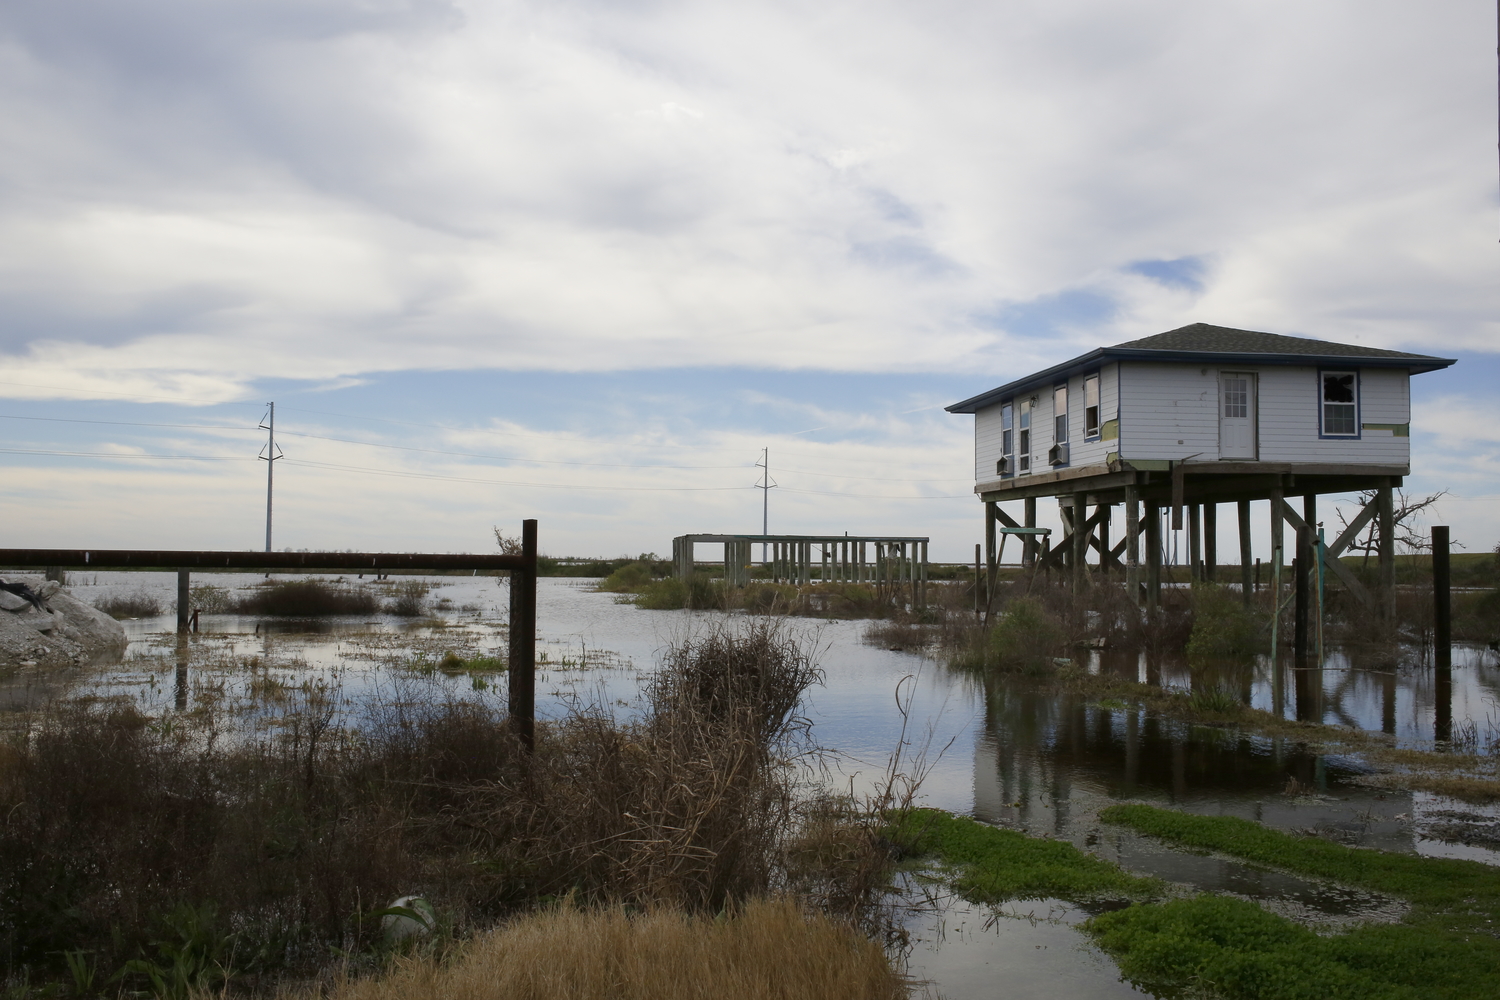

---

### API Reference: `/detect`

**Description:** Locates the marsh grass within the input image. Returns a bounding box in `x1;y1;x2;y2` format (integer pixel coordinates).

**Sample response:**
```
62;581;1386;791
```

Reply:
294;897;907;1000
0;621;853;993
1091;804;1500;1000
230;579;380;616
93;590;164;619
384;581;430;617
1184;584;1263;661
892;808;1163;905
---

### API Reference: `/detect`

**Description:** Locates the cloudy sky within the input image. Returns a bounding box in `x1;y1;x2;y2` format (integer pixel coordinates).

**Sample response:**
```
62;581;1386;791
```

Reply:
1;0;1496;561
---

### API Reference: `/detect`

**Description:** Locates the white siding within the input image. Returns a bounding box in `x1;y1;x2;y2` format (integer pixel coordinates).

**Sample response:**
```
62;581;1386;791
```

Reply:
973;364;1123;483
1118;362;1410;466
1117;363;1220;461
974;403;1006;482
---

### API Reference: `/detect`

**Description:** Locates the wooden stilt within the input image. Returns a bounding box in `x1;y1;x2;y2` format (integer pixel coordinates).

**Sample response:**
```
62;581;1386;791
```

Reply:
1378;482;1395;620
1024;497;1037;567
1204;503;1217;583
1097;504;1111;579
1125;484;1141;605
1072;491;1088;593
1189;503;1202;582
1145;501;1161;610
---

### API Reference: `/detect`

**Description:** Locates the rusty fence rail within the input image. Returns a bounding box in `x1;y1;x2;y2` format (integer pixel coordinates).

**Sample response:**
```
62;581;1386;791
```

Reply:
0;518;541;749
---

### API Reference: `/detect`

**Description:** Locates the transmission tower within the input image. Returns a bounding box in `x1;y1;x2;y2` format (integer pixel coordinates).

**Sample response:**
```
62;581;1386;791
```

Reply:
258;403;284;552
755;447;776;563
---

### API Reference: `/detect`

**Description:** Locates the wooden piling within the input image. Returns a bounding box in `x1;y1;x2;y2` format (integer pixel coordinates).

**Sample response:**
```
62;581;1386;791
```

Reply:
1434;522;1453;744
1237;500;1252;606
985;501;998;599
507;519;538;753
1378;482;1396;620
1098;503;1111;579
1125;485;1141;606
1188;504;1202;582
176;569;191;633
1433;525;1452;669
1145;501;1161;610
1072;491;1087;593
1204;503;1217;583
1294;524;1311;667
1024;497;1037;567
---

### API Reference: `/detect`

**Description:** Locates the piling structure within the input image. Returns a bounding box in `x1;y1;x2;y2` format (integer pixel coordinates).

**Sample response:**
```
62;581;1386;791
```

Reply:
945;323;1454;615
671;533;930;608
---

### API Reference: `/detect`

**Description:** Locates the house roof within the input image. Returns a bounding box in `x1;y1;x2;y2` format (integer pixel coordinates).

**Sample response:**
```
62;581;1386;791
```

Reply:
945;322;1456;414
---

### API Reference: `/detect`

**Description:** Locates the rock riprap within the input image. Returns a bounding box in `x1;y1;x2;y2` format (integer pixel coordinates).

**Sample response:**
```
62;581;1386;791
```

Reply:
0;577;128;668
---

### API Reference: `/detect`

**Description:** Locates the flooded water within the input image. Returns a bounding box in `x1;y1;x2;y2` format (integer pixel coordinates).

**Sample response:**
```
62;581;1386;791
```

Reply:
4;570;1498;1000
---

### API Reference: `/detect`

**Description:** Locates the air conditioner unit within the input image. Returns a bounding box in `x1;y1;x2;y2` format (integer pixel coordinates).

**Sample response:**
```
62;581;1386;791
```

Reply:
995;456;1011;476
1048;443;1069;467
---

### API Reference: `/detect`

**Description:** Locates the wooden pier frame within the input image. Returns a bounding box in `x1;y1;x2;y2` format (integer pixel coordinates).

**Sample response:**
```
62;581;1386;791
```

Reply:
671;533;930;608
972;461;1404;615
0;526;541;747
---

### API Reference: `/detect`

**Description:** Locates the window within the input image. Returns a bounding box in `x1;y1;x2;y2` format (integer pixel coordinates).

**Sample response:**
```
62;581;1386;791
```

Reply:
1053;385;1068;443
1083;374;1100;438
1321;371;1358;436
1018;398;1032;474
1223;376;1249;418
999;403;1013;476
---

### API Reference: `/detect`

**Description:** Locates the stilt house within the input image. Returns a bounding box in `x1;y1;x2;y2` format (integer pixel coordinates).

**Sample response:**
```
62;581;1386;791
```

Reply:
945;323;1455;611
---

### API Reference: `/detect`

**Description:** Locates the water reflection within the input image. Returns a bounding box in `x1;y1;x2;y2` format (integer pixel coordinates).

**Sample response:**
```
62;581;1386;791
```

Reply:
1089;644;1499;751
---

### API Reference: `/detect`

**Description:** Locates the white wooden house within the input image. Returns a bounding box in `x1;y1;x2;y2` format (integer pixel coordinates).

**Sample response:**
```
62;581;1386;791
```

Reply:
945;323;1455;614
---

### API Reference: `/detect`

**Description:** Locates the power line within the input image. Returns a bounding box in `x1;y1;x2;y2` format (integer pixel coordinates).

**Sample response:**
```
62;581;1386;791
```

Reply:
280;459;758;492
0;380;257;406
0;414;969;482
2;445;975;499
0;414;254;432
0;448;245;461
779;486;971;500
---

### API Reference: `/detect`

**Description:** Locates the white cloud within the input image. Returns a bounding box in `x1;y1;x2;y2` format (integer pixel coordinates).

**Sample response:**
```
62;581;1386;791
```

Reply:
0;0;1492;393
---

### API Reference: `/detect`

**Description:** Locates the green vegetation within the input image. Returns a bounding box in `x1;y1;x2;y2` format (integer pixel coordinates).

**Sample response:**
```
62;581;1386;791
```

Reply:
383;580;430;617
893;808;1162;903
93;590;164;619
435;651;506;673
1089;804;1500;1000
632;575;726;610
982;597;1067;672
597;560;660;592
230;579;380;616
1185;584;1263;660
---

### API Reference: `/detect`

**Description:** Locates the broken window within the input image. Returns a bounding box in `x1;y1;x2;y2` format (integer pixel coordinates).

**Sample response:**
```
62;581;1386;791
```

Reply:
1083;374;1100;438
1321;371;1357;436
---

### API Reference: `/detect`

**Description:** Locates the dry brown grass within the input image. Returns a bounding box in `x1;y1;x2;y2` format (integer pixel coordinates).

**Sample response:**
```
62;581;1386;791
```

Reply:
297;897;906;1000
0;621;852;991
1351;771;1500;804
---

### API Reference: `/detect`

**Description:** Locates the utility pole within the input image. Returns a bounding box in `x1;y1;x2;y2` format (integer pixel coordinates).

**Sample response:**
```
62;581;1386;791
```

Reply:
755;447;776;563
258;403;283;552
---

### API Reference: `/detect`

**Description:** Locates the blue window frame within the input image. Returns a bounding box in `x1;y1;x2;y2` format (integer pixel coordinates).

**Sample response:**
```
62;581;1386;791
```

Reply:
1318;369;1361;439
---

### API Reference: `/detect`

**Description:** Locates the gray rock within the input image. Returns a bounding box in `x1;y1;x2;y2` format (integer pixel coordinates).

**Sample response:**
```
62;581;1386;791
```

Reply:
0;575;128;668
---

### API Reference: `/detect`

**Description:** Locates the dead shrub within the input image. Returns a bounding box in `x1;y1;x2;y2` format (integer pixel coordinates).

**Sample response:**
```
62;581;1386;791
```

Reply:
297;896;906;1000
0;621;845;990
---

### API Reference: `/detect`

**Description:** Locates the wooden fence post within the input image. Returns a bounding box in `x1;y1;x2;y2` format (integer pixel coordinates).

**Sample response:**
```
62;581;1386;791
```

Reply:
508;519;538;752
176;569;191;633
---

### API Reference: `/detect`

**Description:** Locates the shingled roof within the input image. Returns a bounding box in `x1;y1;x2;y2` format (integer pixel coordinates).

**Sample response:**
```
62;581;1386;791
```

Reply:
945;322;1455;414
1113;323;1446;362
